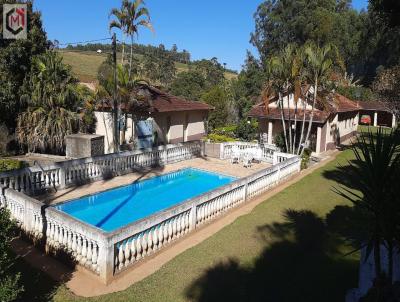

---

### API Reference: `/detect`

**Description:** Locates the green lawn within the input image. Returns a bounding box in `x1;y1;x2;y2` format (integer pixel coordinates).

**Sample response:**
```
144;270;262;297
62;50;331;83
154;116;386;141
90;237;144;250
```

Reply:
13;146;361;302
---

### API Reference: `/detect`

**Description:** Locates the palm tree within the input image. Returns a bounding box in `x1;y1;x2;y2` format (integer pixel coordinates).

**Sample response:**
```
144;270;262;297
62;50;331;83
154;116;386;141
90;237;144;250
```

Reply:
335;128;400;291
109;0;128;65
266;44;305;154
16;51;83;154
96;64;149;144
300;43;333;155
124;0;153;79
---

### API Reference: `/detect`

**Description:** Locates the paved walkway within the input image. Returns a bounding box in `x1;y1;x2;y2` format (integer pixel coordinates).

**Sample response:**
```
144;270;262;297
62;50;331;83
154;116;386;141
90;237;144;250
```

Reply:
11;150;340;297
39;157;271;204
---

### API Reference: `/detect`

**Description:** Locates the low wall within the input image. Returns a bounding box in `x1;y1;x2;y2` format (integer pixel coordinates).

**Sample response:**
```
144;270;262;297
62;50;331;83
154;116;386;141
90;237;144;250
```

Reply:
204;142;279;162
0;152;301;284
0;141;202;194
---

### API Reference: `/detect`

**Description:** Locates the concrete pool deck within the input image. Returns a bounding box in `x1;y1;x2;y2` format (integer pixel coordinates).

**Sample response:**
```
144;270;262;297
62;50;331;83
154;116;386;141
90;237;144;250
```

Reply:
38;157;272;205
9;150;339;297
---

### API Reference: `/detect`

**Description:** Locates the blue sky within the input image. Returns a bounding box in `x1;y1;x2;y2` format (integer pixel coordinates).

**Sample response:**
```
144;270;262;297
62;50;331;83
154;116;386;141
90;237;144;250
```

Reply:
34;0;369;71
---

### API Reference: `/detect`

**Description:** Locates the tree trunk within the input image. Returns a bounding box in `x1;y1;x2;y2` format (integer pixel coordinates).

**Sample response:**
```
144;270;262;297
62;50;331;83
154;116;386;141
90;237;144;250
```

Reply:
279;92;289;152
293;99;298;154
297;94;307;155
287;88;293;154
302;79;318;155
129;35;133;80
121;36;125;65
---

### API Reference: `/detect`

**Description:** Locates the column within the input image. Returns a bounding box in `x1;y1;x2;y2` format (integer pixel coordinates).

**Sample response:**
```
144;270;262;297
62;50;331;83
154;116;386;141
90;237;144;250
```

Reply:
374;112;378;127
268;121;273;145
316;126;322;154
392;114;397;128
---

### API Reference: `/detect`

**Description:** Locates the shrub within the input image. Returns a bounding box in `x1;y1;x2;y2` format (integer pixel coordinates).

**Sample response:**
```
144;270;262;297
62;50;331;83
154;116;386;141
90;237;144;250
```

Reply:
301;148;312;170
0;160;27;172
213;125;237;138
235;120;258;141
0;208;23;302
206;133;236;143
274;132;287;152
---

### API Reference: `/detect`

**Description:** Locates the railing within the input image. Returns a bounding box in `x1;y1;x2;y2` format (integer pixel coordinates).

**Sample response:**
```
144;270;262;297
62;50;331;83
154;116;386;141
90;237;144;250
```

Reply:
109;155;300;279
0;141;202;194
0;153;301;284
272;152;297;165
220;142;279;162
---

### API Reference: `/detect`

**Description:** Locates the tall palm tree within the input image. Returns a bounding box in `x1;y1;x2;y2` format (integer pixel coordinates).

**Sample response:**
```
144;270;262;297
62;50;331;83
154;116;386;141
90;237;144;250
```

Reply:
301;43;333;155
109;0;129;65
335;128;400;290
16;51;83;154
96;64;149;144
124;0;153;79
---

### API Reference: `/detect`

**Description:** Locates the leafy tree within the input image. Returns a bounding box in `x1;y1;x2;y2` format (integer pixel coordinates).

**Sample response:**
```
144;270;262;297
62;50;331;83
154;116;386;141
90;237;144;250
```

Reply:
170;70;206;101
0;208;23;302
192;58;225;89
16;52;86;154
0;1;48;130
201;86;229;129
370;0;400;28
142;50;176;87
334;128;400;291
109;0;153;79
372;65;400;120
250;0;363;71
109;0;129;64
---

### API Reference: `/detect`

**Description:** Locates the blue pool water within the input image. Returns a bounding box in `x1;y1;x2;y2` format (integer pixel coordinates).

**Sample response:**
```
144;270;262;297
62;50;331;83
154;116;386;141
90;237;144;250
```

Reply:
55;168;235;232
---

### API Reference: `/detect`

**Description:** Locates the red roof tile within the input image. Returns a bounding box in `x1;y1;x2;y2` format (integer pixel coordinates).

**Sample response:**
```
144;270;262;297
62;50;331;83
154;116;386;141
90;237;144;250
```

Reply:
96;85;211;113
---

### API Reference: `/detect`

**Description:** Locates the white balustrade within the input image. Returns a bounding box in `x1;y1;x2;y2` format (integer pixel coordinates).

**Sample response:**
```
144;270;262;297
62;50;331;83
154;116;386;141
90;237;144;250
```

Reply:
0;149;301;284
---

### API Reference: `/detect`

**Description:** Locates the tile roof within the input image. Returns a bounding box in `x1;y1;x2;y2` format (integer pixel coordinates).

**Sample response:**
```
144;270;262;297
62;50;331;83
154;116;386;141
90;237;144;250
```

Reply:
249;105;329;123
97;85;211;113
249;93;372;123
146;86;211;112
358;100;390;111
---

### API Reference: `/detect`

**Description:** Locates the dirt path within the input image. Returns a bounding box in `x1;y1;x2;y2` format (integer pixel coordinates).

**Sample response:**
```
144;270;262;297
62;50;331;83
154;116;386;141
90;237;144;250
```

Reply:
11;150;339;297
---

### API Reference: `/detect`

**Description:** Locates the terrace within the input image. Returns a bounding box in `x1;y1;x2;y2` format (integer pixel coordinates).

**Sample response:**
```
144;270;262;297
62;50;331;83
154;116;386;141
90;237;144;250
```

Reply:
0;140;300;285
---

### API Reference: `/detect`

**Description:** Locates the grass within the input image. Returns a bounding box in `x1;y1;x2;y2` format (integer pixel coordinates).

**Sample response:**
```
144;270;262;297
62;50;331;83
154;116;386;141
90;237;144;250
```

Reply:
59;50;238;83
13;144;362;302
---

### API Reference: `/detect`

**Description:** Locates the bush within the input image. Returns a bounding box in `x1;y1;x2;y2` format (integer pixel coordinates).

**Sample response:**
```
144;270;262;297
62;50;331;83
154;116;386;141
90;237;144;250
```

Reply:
301;148;312;170
0;208;23;302
213;125;237;138
206;133;236;143
274;132;287;152
0;160;27;172
235;120;258;142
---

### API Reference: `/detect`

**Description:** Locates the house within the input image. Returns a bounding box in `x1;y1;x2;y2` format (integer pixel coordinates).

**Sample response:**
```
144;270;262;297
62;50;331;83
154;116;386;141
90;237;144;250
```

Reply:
95;85;211;153
249;91;396;154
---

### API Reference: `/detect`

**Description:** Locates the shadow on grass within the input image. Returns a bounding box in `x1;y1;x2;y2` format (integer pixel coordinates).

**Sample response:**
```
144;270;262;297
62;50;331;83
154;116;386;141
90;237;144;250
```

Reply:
186;209;358;302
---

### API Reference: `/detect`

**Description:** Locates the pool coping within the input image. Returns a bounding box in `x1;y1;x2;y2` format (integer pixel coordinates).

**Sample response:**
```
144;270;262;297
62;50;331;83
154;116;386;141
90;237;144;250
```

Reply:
52;167;238;234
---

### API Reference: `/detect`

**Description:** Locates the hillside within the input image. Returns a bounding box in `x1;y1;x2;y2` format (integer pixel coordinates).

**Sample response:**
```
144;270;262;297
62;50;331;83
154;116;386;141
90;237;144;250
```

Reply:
59;50;238;83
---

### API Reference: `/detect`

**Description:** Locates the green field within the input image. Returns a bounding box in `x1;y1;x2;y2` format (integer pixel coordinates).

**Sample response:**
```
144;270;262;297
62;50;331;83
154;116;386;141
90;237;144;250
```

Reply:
13;145;362;302
59;50;237;83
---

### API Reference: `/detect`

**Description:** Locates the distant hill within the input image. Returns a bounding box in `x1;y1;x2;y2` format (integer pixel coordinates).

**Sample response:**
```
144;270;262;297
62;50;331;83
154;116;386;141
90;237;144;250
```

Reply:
59;50;238;83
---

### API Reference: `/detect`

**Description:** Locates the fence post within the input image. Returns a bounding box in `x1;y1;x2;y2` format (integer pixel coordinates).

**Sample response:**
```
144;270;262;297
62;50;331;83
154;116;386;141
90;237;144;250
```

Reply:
219;143;225;160
243;179;248;202
58;166;66;189
98;237;114;285
189;205;197;231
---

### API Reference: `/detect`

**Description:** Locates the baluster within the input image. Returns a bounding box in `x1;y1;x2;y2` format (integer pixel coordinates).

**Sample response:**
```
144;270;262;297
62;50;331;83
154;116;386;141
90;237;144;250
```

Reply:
136;234;142;260
158;224;165;248
91;241;98;272
167;219;173;242
118;243;124;270
141;232;148;256
80;238;87;265
130;237;137;263
147;229;153;254
152;227;158;251
124;240;131;266
86;240;93;268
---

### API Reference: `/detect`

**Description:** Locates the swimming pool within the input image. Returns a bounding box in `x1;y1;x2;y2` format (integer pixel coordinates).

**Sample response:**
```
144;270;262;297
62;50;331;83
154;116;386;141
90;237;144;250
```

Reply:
55;168;236;232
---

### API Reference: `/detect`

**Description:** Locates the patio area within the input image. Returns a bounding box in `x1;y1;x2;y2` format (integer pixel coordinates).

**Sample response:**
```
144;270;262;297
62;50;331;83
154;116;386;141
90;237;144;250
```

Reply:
39;157;272;205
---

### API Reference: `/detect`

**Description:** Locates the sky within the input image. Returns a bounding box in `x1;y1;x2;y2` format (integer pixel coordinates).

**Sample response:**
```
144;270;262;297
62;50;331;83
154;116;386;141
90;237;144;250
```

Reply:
34;0;369;72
